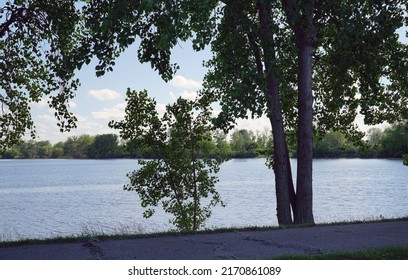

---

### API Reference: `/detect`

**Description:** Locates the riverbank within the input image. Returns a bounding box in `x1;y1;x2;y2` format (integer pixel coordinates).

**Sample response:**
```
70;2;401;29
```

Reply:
1;219;408;260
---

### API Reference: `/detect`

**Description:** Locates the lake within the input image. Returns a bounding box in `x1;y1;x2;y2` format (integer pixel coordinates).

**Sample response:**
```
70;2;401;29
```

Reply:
0;158;407;241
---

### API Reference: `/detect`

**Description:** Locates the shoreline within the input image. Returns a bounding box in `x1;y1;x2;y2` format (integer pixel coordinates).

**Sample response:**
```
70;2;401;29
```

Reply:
2;216;407;248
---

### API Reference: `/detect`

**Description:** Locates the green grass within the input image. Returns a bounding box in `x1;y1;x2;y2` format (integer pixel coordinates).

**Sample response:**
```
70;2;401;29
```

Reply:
275;246;408;260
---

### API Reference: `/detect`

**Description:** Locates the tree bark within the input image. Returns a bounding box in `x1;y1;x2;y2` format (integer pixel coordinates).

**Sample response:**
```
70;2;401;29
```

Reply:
258;2;294;225
295;42;315;224
267;88;295;225
281;0;315;224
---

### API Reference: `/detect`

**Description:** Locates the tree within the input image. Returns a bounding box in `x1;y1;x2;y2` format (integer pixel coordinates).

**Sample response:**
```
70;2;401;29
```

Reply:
52;141;65;158
255;129;273;157
1;0;83;152
230;129;258;157
89;134;121;158
313;131;359;158
18;139;37;158
200;0;407;224
36;140;52;158
110;89;228;231
63;134;94;158
77;0;407;225
379;123;408;158
212;129;233;158
367;128;382;150
1;144;20;159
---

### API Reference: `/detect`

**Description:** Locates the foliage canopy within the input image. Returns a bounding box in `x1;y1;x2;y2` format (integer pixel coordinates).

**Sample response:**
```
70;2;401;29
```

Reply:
0;0;84;151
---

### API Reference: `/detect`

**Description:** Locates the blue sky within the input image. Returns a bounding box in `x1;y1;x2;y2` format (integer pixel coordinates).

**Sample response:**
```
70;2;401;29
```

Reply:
28;27;407;144
29;41;210;143
29;40;271;144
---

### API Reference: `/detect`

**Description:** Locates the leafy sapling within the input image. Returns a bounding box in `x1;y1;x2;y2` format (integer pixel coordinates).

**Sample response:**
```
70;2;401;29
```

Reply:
110;89;229;231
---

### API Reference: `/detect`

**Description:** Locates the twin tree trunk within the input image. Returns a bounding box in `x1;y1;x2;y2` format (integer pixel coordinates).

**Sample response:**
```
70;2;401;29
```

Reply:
258;1;315;225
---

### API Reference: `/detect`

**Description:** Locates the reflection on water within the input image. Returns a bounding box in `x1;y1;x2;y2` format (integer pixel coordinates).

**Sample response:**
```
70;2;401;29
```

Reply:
0;158;407;241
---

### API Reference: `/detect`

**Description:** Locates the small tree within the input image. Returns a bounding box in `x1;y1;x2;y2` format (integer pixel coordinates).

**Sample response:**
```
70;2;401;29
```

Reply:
110;89;228;231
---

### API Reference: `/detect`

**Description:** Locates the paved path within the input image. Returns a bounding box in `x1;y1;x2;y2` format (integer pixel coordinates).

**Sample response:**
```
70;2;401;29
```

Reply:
1;221;407;260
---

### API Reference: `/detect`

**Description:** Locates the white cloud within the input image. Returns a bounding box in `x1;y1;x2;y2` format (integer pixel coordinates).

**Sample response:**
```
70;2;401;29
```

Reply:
353;114;389;133
30;98;48;109
211;109;221;118
169;90;198;101
71;114;115;132
156;103;167;116
209;109;271;133
36;114;55;123
91;102;169;121
92;102;126;120
30;97;77;111
27;112;118;144
69;101;77;108
170;75;202;89
236;115;270;133
88;89;121;101
180;91;198;101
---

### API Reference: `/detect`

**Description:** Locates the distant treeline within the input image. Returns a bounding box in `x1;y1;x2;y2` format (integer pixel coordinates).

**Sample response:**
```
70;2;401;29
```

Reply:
1;134;123;159
313;123;407;159
1;123;407;160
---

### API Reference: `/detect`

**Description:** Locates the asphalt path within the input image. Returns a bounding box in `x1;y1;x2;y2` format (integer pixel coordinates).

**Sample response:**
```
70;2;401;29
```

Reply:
0;220;407;260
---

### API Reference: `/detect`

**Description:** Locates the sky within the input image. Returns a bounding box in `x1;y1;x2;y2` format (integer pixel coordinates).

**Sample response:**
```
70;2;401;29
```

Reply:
28;40;272;144
28;41;207;143
27;27;407;144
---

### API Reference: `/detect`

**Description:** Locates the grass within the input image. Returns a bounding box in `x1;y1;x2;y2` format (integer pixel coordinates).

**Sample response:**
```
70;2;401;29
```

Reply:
275;246;408;260
1;216;407;248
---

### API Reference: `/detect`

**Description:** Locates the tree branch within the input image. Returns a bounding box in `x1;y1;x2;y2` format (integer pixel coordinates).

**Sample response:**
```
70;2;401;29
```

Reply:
0;7;31;37
247;32;264;74
281;0;299;31
282;0;317;46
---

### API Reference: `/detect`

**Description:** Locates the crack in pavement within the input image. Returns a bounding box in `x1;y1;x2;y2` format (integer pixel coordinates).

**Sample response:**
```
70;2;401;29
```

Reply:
82;239;105;260
183;237;238;259
213;241;238;260
239;233;323;255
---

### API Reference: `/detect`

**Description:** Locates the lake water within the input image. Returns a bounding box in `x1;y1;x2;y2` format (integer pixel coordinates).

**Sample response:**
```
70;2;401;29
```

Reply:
0;158;407;241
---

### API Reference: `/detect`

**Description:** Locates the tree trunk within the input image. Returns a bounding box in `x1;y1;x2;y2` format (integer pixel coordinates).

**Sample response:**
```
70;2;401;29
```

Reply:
267;94;295;225
295;42;315;224
258;2;294;225
281;0;316;225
